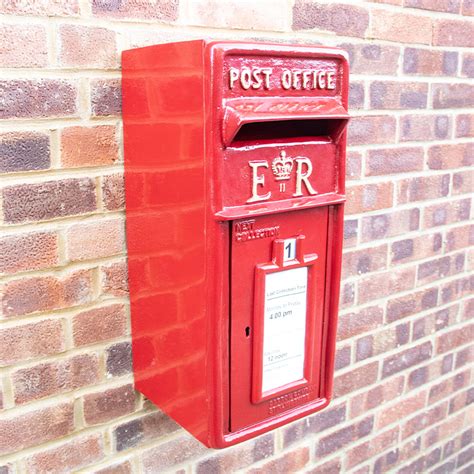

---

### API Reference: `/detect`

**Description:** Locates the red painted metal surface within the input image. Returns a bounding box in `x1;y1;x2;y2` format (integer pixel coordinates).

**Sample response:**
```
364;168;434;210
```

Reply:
122;40;349;448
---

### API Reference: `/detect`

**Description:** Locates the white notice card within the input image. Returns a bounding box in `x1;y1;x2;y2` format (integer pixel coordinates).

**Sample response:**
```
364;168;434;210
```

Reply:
262;267;308;394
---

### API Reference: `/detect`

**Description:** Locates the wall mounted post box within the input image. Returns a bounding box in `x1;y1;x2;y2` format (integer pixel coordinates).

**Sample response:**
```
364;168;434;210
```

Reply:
122;41;349;448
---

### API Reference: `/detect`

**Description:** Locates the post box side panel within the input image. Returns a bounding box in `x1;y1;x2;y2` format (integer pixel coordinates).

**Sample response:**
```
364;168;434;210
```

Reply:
122;41;212;443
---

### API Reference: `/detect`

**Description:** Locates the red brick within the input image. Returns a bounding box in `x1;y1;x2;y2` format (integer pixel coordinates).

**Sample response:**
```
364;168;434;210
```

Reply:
391;232;442;263
348;115;396;145
102;174;125;211
453;170;473;195
463;0;474;15
433;18;474;47
66;219;124;262
2;269;93;318
0;402;74;455
283;404;346;448
59;25;117;68
337;305;383;340
455;345;474;369
340;281;355;309
188;0;288;31
349;81;365;109
428;143;473;170
12;353;100;404
387;287;439;322
382;342;433;377
61;126;119;168
440;275;472;304
361;208;419;242
349;375;404;418
400;114;451;142
346;182;393;215
423;198;471;228
25;434;104;473
371;9;432;44
91;78;122;116
397;174;450;204
366;147;424;176
0;131;50;173
0;231;58;274
306;458;342;474
370;81;428;109
0;319;65;367
343;218;358;247
317;416;374;456
429;370;470;405
418;253;465;284
342;244;387;279
334;362;379;397
0;79;77;119
101;261;128;297
73;304;127;346
196;433;274;473
378;392;426;429
456;114;474;138
142;434;206;472
404;0;461;12
357;323;410;362
346;427;399;468
433;83;474;108
83;384;135;425
461;52;474;78
346;151;362;181
92;0;178;21
437;325;474;354
94;461;133;474
248;446;309;473
292;2;369;36
0;0;79;16
402;402;448;438
403;48;458;76
0;24;47;67
2;178;96;224
358;267;415;304
449;388;474;414
339;43;400;75
413;305;457;341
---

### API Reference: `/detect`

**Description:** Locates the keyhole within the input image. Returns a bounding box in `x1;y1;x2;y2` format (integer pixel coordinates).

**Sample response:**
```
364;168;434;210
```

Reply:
245;326;251;338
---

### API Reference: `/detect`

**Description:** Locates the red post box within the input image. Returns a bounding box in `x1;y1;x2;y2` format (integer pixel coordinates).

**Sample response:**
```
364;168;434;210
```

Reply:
122;41;349;448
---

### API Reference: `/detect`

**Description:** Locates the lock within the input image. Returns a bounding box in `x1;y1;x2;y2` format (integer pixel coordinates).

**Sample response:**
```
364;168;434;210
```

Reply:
122;40;349;448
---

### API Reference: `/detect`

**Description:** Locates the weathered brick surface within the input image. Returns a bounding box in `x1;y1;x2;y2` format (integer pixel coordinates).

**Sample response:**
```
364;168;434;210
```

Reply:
83;384;136;425
2;178;96;224
0;132;50;173
0;403;74;455
60;126;119;168
0;79;77;119
0;1;472;473
0;231;58;274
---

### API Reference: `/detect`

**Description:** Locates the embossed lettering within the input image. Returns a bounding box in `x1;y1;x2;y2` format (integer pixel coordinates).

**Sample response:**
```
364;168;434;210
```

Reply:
294;157;318;197
248;161;271;203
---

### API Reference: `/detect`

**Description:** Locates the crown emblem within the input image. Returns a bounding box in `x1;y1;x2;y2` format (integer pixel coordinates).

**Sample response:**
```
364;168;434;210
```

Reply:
271;151;294;181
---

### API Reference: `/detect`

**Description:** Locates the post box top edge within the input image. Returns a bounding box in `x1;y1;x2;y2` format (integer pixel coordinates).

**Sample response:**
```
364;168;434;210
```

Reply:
122;39;349;66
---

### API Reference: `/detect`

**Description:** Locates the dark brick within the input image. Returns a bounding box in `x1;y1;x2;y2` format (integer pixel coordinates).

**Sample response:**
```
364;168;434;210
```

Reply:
349;82;364;109
3;178;96;224
293;2;369;37
392;239;414;261
106;342;132;377
0;79;77;119
404;0;461;13
356;335;373;361
92;0;178;21
0;132;50;173
335;345;351;370
91;78;122;116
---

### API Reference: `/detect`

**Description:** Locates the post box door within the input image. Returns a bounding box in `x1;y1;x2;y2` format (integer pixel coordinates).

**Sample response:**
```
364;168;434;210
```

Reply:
230;207;329;431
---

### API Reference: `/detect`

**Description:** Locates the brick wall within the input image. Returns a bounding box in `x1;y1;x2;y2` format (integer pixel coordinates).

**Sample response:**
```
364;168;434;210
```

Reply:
0;1;472;472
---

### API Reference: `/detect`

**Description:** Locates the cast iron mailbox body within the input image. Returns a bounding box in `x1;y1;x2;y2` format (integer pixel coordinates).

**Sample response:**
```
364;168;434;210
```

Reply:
122;40;349;448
